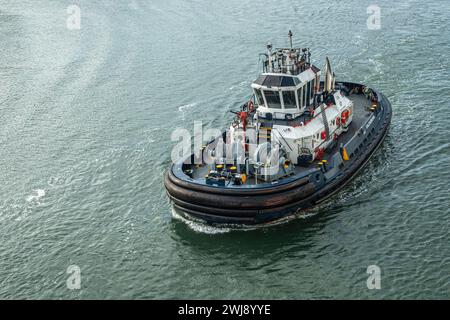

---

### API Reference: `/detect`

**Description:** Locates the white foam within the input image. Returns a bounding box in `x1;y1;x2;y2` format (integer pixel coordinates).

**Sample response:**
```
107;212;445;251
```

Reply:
228;80;249;91
178;103;197;112
171;207;318;233
171;209;231;234
26;189;46;203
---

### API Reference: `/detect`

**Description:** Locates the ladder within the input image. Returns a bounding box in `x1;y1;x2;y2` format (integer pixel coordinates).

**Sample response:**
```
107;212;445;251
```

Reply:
320;104;330;141
258;126;272;144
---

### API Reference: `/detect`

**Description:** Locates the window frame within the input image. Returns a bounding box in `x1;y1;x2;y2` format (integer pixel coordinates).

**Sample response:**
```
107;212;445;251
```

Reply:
262;90;283;109
282;90;297;110
297;87;303;110
254;89;265;107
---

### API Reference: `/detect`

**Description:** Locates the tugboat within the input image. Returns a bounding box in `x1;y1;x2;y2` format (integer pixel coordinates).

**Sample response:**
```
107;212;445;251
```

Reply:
165;31;392;225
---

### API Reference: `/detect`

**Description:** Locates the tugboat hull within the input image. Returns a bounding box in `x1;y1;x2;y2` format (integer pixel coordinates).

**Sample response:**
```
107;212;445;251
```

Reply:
164;82;392;225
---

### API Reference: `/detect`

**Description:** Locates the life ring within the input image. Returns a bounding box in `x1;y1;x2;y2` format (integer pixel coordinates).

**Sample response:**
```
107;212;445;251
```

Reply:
248;101;255;113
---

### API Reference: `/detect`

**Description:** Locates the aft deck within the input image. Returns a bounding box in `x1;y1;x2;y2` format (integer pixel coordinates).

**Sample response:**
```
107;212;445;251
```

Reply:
188;92;375;186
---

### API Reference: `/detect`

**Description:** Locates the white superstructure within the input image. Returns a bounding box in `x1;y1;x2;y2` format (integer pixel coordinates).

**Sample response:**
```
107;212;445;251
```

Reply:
272;91;353;163
225;31;354;181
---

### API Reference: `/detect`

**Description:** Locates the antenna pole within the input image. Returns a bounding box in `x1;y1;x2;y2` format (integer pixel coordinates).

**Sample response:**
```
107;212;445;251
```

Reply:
288;30;293;49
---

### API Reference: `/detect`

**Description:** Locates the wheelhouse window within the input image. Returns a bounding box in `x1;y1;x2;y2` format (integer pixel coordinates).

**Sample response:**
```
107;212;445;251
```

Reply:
297;87;303;109
306;81;311;104
263;90;282;109
282;91;297;109
254;89;264;107
303;85;307;107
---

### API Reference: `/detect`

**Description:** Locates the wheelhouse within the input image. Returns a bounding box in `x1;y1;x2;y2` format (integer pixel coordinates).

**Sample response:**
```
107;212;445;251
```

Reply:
251;70;320;119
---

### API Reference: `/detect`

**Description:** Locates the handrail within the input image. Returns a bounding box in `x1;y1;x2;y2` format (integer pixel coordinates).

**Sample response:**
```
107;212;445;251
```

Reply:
272;128;294;152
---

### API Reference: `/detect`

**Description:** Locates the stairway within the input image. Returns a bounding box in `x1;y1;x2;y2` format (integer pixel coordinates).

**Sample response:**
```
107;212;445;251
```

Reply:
320;104;330;140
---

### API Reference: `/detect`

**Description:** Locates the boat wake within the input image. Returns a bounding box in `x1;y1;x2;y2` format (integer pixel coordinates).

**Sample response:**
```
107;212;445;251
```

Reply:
171;206;321;234
171;209;232;234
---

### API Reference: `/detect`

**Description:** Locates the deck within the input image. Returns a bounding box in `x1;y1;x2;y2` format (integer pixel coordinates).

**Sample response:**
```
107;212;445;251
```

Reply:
189;92;375;185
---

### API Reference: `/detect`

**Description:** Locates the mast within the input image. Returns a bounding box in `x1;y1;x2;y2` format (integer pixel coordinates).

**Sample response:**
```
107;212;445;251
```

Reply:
266;42;273;73
288;30;293;49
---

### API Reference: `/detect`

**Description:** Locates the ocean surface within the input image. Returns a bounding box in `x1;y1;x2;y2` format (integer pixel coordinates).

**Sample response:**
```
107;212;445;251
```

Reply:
0;0;449;299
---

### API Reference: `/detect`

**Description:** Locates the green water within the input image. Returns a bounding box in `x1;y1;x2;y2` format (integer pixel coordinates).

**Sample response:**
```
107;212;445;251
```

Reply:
0;0;449;299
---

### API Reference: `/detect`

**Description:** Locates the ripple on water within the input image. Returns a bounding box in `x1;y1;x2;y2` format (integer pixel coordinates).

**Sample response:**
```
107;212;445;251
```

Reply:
1;0;450;300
